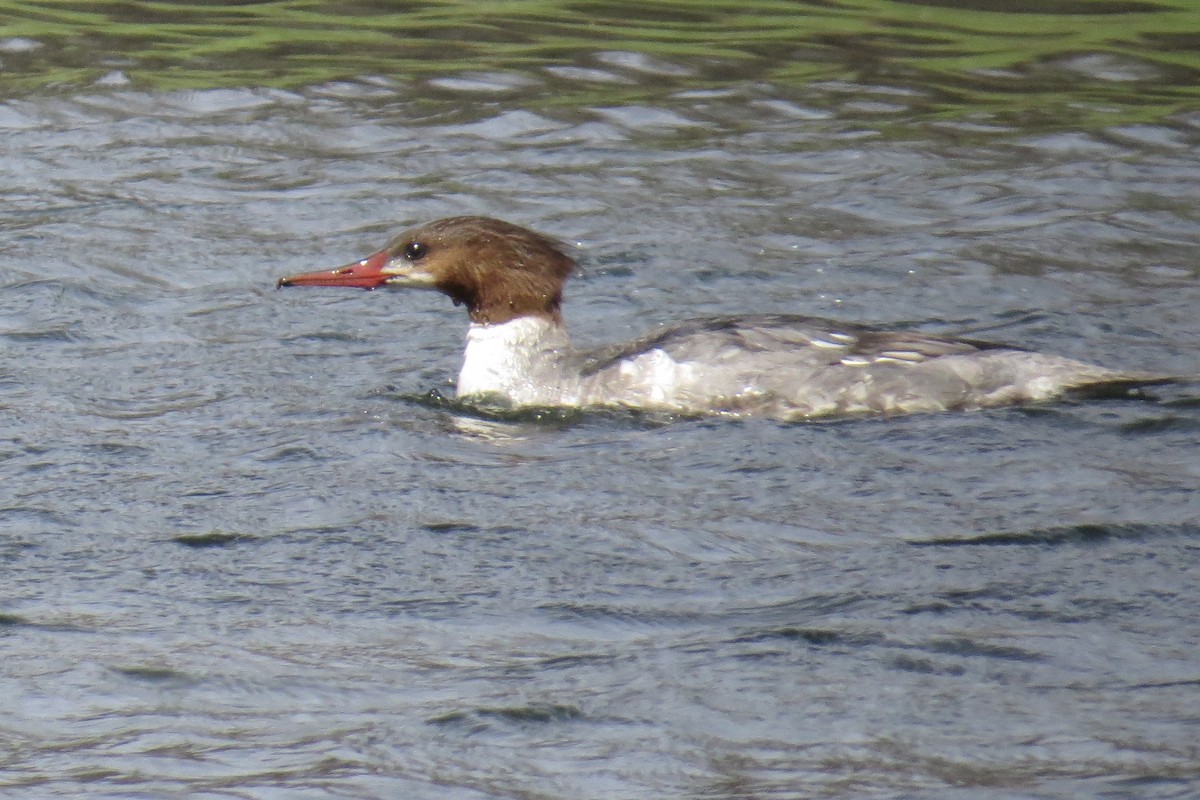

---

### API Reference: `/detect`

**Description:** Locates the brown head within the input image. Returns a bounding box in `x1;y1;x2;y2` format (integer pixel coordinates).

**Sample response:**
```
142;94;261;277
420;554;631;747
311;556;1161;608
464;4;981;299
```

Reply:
277;216;576;325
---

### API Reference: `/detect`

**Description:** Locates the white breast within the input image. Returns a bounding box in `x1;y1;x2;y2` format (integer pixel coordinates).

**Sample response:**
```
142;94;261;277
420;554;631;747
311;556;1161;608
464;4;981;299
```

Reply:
456;316;576;404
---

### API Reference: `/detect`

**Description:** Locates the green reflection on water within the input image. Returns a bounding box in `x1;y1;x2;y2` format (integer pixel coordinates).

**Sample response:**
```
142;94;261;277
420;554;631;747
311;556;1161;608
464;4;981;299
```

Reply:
2;0;1198;128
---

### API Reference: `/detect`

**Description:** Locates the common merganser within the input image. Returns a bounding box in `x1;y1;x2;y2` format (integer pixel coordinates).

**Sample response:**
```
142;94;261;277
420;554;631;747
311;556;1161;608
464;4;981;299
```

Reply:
277;216;1165;419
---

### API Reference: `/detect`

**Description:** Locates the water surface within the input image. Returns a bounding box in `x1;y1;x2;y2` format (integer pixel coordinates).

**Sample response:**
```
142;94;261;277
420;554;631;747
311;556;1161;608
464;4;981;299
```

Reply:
2;2;1199;798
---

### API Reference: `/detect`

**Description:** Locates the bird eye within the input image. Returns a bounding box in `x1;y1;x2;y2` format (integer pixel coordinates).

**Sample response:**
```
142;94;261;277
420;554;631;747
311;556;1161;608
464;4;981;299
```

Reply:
403;241;426;260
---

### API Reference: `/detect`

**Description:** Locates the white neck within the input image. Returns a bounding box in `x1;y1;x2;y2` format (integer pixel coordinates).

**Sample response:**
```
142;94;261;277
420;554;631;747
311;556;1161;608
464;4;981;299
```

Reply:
456;316;575;405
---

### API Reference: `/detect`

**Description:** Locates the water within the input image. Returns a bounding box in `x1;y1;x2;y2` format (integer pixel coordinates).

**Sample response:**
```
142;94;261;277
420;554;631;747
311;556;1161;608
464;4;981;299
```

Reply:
2;2;1200;797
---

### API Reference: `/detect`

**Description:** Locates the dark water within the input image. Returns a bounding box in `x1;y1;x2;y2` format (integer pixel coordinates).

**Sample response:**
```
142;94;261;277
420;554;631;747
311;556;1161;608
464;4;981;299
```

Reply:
2;2;1200;798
